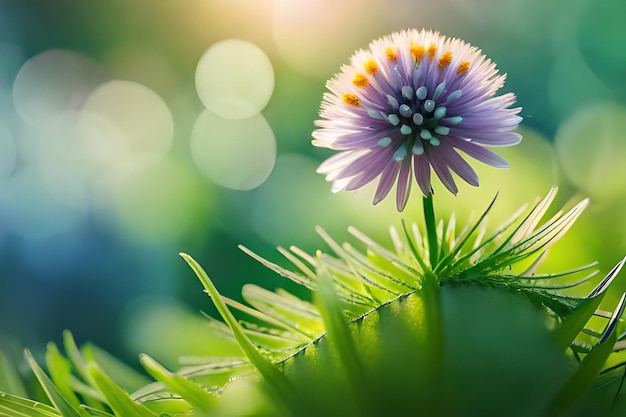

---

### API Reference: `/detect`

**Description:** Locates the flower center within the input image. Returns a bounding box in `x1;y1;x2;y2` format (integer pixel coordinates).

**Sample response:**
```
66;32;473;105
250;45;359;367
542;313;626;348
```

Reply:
346;45;473;161
379;79;464;159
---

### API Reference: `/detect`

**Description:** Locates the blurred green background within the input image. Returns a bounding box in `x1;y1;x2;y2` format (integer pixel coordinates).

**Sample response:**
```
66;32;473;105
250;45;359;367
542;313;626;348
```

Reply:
0;0;625;367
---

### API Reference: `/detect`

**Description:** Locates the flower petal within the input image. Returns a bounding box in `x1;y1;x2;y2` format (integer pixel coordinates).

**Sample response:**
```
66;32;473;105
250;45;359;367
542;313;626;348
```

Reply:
374;160;401;205
429;152;458;195
413;154;432;197
452;138;509;168
395;157;413;211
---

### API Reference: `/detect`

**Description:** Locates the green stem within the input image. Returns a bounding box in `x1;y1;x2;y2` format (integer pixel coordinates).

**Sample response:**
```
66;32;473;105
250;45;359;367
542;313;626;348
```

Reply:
423;194;439;270
421;195;444;405
419;271;445;413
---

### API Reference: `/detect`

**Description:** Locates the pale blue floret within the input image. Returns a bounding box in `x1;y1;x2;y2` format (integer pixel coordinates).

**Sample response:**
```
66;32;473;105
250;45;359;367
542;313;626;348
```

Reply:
432;81;446;102
420;129;432;140
413;113;424;125
442;116;463;125
434;107;447;120
434;126;450;135
401;86;414;100
416;86;428;100
393;145;408;161
399;104;413;118
378;137;392;147
388;114;400;126
400;124;413;135
443;90;462;104
424;100;435;113
412;139;424;155
368;108;385;120
387;94;400;109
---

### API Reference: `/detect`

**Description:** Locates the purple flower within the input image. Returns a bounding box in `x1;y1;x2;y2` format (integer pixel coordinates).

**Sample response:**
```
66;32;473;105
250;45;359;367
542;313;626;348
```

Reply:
312;29;522;211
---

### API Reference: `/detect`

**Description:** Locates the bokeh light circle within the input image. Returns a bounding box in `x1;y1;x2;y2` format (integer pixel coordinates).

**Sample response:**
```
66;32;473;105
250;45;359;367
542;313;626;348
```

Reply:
555;101;626;200
190;109;276;191
78;80;174;168
195;39;274;119
12;49;102;126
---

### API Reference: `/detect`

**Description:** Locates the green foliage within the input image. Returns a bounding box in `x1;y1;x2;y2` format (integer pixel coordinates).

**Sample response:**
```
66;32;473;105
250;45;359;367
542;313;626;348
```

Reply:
0;392;59;417
1;189;626;416
0;349;27;399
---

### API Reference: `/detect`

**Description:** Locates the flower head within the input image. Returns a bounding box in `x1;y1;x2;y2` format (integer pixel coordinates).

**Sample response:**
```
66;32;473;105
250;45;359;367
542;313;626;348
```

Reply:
312;29;522;211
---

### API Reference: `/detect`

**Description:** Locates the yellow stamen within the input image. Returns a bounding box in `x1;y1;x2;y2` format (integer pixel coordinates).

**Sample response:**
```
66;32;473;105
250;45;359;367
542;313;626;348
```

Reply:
364;59;379;75
352;73;369;87
342;93;360;106
410;43;425;62
385;47;398;61
457;61;471;74
428;44;437;60
438;51;453;68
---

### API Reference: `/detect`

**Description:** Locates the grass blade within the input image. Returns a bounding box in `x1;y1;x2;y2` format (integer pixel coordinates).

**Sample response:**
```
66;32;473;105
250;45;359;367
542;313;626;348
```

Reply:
45;343;82;411
553;259;626;349
87;365;156;417
139;354;215;413
0;391;61;417
548;315;621;414
179;253;297;410
24;349;82;417
0;350;27;398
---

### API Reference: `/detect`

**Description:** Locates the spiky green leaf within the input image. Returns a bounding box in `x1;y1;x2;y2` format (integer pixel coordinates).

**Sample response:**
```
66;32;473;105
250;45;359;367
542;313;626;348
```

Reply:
0;391;61;417
25;349;82;417
139;354;215;413
87;364;156;417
